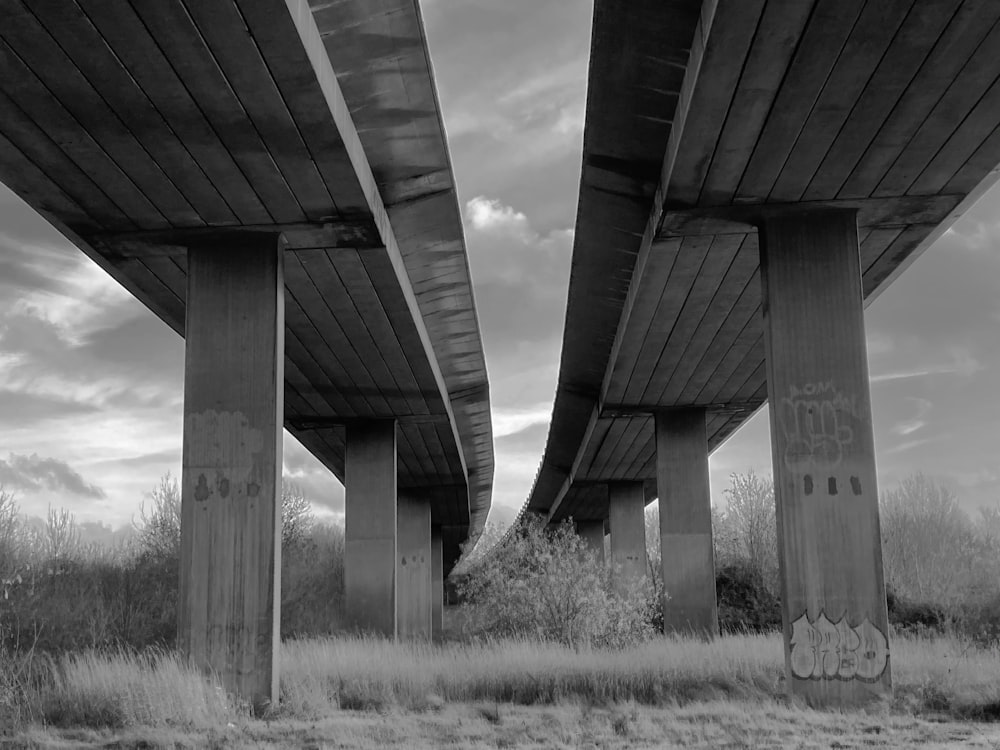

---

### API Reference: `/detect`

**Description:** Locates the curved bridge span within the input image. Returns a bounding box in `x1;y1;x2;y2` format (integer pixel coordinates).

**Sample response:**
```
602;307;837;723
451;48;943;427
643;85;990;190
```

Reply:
0;0;492;707
521;0;1000;706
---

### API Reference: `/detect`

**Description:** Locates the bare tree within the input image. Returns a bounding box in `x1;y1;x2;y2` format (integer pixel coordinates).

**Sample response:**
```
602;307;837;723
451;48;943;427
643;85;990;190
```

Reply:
644;502;660;580
718;469;778;590
136;472;181;558
136;472;317;558
281;479;314;550
0;486;20;586
879;473;981;610
44;506;80;560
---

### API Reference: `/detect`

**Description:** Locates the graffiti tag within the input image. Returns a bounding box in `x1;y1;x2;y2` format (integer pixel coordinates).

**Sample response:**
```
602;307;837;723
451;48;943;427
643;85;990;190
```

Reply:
780;381;861;473
789;611;889;682
185;409;264;502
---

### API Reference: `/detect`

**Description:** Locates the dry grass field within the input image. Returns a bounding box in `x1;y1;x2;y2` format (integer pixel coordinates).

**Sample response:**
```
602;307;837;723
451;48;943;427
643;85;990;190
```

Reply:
5;632;1000;748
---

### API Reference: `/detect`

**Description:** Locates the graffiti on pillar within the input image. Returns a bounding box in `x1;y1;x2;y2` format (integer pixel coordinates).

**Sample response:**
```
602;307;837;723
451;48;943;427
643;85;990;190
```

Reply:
186;409;264;501
780;382;867;497
780;381;861;472
789;611;888;682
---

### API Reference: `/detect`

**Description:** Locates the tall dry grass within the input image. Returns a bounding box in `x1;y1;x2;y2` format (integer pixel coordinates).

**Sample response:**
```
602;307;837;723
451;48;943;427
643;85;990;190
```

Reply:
1;648;239;732
5;632;1000;733
279;633;785;714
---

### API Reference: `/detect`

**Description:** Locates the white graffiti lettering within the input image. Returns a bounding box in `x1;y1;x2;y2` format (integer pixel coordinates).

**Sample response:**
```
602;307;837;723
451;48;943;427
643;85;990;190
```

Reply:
780;382;862;473
789;612;889;683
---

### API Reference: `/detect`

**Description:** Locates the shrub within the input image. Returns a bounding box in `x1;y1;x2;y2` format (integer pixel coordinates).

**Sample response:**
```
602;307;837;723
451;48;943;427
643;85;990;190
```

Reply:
459;515;657;648
715;562;781;634
280;521;346;639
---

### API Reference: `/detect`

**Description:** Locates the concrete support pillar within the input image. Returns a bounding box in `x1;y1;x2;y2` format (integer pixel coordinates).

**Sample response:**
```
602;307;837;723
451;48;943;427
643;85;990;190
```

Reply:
760;209;890;705
397;496;432;639
178;239;283;711
345;420;397;638
608;481;647;590
656;408;718;636
431;525;444;638
575;520;606;563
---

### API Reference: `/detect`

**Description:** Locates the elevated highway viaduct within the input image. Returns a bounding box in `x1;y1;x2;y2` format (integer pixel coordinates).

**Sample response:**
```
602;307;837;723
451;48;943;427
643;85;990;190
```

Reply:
522;0;1000;706
0;0;494;708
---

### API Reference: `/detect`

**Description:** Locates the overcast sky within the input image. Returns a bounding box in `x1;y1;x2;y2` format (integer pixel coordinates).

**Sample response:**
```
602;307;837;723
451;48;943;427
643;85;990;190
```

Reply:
1;0;999;530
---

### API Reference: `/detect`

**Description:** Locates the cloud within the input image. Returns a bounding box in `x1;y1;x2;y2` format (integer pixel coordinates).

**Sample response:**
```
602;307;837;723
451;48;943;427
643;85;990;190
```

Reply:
0;306;183;416
943;216;1000;253
464;197;572;353
88;449;180;470
423;2;589;233
0;452;106;498
282;434;345;514
891;398;932;437
871;349;982;385
492;403;553;439
0;389;99;426
467;197;530;234
884;436;947;456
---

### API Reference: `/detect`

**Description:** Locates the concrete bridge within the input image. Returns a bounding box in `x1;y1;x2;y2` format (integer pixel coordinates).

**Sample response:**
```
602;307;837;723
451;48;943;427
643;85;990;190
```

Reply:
520;0;1000;706
0;0;493;708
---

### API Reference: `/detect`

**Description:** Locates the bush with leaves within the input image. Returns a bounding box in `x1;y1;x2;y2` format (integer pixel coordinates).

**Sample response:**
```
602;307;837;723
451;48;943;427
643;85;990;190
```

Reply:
459;515;657;648
280;521;345;639
715;562;781;634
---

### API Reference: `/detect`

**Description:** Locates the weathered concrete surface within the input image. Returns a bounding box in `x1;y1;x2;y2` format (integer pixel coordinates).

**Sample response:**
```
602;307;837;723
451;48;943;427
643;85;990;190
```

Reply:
760;209;890;705
656;408;718;636
345;420;397;638
608;482;647;590
178;239;283;711
575;520;606;563
397;496;432;640
431;526;444;638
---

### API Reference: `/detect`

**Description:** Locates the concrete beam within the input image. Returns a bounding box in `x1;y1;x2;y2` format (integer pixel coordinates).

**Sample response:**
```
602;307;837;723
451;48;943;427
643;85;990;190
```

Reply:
345;420;397;638
608;482;647;590
575;520;606;564
178;239;283;711
90;219;383;259
397;496;432;640
656;408;718;636
659;194;963;237
431;526;444;638
759;208;891;706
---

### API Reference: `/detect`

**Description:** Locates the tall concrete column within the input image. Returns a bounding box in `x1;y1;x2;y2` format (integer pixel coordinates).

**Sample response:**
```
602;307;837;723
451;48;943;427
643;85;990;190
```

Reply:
608;481;647;590
759;208;890;706
397;496;432;639
345;420;397;638
575;520;606;563
656;408;718;636
178;239;283;711
431;525;444;638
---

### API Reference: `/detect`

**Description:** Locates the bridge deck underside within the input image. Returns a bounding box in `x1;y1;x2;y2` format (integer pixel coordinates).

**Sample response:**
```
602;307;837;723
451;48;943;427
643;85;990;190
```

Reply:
0;0;492;555
312;0;495;539
543;0;1000;524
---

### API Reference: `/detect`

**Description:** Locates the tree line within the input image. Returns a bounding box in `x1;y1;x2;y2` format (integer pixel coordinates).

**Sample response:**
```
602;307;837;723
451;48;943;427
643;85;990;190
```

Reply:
2;469;997;655
0;474;345;653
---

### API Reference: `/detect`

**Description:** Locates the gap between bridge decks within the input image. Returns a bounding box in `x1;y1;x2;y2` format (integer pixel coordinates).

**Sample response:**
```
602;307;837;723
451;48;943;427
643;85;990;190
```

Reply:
88;219;384;259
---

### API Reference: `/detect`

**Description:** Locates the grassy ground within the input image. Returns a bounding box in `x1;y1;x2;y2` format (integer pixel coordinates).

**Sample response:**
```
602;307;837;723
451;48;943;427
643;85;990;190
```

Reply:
5;632;1000;748
10;702;1000;749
